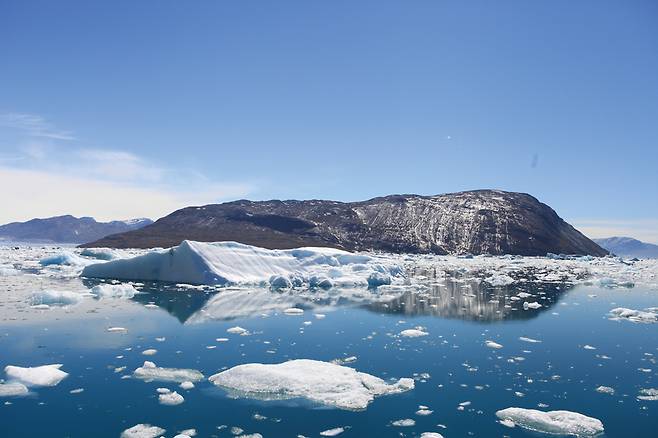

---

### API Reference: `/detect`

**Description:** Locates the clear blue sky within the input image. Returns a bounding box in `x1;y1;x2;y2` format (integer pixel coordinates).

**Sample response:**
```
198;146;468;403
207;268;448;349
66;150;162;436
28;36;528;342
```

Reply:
1;0;657;241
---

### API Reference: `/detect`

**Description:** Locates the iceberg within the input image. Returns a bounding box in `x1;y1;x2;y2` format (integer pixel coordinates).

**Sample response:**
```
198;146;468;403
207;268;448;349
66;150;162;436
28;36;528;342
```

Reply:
496;407;604;436
39;251;92;267
133;361;204;383
81;241;403;287
208;359;414;410
4;364;68;387
400;329;428;338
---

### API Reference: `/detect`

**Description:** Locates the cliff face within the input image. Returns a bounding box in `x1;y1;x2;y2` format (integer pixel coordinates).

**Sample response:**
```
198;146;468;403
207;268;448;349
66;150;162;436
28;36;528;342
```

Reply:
82;190;607;256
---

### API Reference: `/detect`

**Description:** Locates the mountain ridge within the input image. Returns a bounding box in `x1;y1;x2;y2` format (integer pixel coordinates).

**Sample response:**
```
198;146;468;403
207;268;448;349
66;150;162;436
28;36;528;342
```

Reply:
82;190;606;256
0;215;153;244
593;236;658;259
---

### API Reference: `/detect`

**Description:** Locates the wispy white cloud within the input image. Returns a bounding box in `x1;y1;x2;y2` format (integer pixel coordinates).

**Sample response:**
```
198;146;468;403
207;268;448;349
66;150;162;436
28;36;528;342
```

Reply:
571;218;658;244
0;112;76;141
0;112;257;223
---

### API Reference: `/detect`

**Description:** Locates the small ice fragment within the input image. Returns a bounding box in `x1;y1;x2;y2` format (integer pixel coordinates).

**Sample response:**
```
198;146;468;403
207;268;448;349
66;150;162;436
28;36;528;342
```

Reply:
159;390;184;405
485;340;503;349
142;349;158;356
69;388;84;394
420;434;444;438
121;424;166;438
283;307;304;315
583;345;596;350
180;381;195;390
391;419;415;427
519;336;541;343
227;326;249;335
400;329;428;338
0;382;28;397
320;427;345;436
595;386;615;395
107;327;127;333
133;361;204;383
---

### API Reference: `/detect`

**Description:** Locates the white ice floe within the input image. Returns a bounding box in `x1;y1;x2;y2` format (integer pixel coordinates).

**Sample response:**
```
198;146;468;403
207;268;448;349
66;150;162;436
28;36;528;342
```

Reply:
4;364;68;387
485;340;503;349
608;307;658;324
283;307;304;315
519;336;542;343
121;424;166;438
391;419;416;427
180;381;195;390
320;427;345;436
40;252;92;267
496;407;604;436
227;326;249;335
29;290;84;306
142;349;158;356
133;361;204;383
0;382;28;397
159;390;184;405
523;301;542;310
595;386;615;395
400;329;428;338
81;241;403;288
420;433;444;438
637;388;658;401
90;283;137;299
208;359;414;410
485;274;515;286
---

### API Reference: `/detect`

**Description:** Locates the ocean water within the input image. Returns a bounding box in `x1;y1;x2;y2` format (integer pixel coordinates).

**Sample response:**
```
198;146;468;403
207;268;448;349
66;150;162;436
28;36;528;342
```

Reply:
1;255;657;437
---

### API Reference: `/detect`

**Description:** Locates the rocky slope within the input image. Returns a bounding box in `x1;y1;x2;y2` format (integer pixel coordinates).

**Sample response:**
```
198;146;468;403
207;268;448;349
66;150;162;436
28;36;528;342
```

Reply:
83;190;607;256
0;215;153;244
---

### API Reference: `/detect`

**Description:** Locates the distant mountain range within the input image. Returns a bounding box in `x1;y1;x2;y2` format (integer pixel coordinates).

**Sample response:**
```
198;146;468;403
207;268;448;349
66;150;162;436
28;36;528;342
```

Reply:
593;237;658;259
0;215;153;244
82;190;607;256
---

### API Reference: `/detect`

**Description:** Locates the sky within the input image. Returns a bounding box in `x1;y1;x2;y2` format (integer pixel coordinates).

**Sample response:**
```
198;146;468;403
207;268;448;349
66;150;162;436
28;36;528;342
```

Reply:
1;0;657;242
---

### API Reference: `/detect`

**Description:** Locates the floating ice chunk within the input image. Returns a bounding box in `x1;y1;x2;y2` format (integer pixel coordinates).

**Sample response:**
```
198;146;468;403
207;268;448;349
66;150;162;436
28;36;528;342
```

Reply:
608;307;658;324
637;388;658;401
227;326;249;335
367;272;391;288
90;283;137;299
523;301;542;310
391;419;415;427
133;361;204;383
29;290;83;306
400;329;428;338
107;327;127;333
485;274;515;286
0;382;28;397
208;359;414;410
121;424;166;438
69;388;84;394
320;427;345;436
495;407;604;436
416;408;433;416
40;252;91;267
283;307;304;315
269;275;292;290
583;345;596;350
80;248;119;261
159;390;184;405
485;340;503;349
519;336;542;343
142;349;158;356
595;386;615;395
420;433;444;438
4;364;68;387
180;381;195;390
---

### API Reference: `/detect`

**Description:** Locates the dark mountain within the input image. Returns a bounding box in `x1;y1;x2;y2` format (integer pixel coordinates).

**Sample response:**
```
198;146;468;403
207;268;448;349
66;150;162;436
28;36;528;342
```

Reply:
82;190;606;256
593;237;658;259
0;215;153;244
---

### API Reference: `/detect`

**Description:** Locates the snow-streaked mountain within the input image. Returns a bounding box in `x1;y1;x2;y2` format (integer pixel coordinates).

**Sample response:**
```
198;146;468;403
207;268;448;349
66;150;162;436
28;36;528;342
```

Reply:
593;237;658;259
83;190;606;256
0;215;153;244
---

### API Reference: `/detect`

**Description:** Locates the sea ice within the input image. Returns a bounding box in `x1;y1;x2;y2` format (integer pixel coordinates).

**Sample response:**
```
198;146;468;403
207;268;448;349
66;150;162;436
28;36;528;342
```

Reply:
320;427;345;436
420;433;444;438
208;359;414;410
39;252;91;267
121;424;166;438
496;407;604;436
4;364;68;387
391;419;415;427
0;382;28;397
133;361;204;383
159;390;184;405
485;340;503;349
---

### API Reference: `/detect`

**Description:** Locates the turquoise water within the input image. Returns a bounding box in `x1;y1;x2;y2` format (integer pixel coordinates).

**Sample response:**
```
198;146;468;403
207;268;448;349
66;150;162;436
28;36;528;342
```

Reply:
1;276;657;437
